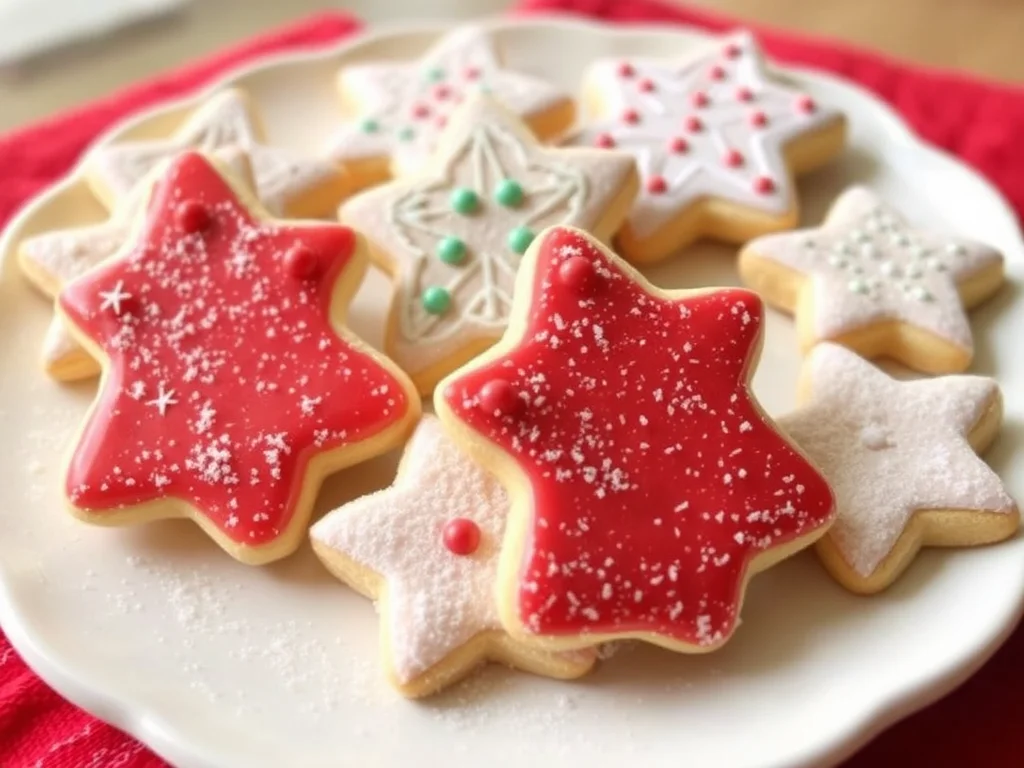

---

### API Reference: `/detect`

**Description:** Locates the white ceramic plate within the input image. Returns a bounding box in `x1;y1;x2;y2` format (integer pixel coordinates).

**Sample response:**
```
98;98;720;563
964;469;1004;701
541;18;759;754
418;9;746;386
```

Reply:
1;17;1022;768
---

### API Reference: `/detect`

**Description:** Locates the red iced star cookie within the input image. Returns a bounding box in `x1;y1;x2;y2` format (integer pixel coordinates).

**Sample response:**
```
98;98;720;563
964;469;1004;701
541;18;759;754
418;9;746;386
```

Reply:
58;151;420;564
435;226;834;652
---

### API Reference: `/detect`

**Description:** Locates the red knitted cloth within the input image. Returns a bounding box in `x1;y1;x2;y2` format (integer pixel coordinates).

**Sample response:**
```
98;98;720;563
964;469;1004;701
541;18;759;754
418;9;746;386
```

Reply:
3;5;1023;766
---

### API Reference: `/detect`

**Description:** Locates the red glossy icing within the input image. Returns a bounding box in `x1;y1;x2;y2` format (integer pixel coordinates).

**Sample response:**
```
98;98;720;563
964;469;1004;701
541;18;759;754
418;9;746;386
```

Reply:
441;228;834;647
59;152;411;546
443;518;481;556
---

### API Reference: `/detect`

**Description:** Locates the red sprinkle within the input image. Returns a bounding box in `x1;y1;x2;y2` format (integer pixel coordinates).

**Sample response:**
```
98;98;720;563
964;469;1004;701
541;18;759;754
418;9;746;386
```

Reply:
433;84;452;100
478;379;522;417
684;115;703;133
709;65;727;80
690;91;710;108
622;108;641;125
463;66;481;80
617;61;635;78
795;95;817;114
753;175;776;195
638;78;656;93
175;200;210;234
646;175;668;195
594;132;616;149
723;149;744;168
436;116;448;129
735;86;754;102
412;103;431;119
558;255;595;292
443;518;481;556
724;42;742;59
285;244;320;280
749;110;768;128
669;136;689;153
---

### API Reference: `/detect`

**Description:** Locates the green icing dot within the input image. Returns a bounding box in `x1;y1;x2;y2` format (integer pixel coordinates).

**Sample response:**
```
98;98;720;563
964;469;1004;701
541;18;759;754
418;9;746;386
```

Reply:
507;226;535;255
422;286;452;315
398;127;415;142
425;67;445;82
360;118;379;133
450;187;480;214
437;236;467;265
494;179;525;208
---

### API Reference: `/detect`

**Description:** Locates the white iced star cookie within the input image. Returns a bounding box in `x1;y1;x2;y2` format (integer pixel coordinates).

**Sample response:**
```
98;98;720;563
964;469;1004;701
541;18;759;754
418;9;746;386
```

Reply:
339;94;638;394
18;150;256;381
739;186;1006;373
85;89;349;218
780;343;1018;594
326;26;575;189
571;31;846;264
310;416;597;698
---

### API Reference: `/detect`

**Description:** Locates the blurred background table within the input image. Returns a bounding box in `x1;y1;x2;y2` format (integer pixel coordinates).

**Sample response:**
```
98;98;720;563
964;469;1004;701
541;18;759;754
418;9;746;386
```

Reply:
1;0;1021;133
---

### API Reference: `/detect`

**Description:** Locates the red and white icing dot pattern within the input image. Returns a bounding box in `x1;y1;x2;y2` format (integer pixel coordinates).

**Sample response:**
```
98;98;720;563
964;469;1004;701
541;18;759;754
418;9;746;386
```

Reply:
572;31;841;237
441;228;835;648
59;152;411;546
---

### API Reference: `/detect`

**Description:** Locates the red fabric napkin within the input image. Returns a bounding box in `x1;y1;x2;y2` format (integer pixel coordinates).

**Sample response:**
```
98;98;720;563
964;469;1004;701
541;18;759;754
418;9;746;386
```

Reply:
2;4;1023;767
515;3;1024;767
0;14;360;767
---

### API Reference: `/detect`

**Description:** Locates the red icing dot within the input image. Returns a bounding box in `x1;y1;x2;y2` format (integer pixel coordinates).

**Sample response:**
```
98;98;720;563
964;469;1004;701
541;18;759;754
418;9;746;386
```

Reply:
443;518;481;556
175;200;210;234
753;175;776;195
646;175;668;195
558;255;595;292
412;103;431;119
795;95;817;114
622;108;640;125
285;244;321;280
723;149;744;168
709;65;727;80
595;133;616;149
724;42;742;59
617;61;635;78
433;84;452;100
669;136;689;153
749;110;769;128
735;86;754;102
684;115;703;133
690;91;710;108
637;78;655;93
478;379;522;417
463;66;481;80
436;116;448;129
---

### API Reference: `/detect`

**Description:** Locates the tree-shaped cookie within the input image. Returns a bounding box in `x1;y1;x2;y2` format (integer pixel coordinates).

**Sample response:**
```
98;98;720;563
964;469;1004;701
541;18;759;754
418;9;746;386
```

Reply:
340;94;638;394
57;152;420;564
573;31;845;263
326;26;575;187
435;226;835;653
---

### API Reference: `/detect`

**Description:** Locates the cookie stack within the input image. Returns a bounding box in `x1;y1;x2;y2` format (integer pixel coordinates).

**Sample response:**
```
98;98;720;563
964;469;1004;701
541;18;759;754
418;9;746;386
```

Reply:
11;25;1017;699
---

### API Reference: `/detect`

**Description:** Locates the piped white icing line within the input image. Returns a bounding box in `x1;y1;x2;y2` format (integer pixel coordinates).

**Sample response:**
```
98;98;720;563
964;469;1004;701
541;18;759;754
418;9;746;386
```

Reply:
571;31;841;237
747;186;1004;350
327;26;569;177
779;343;1016;576
86;90;336;215
311;416;531;682
341;95;635;378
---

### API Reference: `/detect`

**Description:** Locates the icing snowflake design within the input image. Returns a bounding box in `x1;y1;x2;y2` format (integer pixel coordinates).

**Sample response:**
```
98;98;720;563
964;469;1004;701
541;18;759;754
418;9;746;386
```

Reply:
743;186;1004;352
341;96;635;384
58;152;413;558
573;31;841;236
437;227;835;651
780;343;1017;580
311;416;593;691
86;89;340;216
326;26;569;176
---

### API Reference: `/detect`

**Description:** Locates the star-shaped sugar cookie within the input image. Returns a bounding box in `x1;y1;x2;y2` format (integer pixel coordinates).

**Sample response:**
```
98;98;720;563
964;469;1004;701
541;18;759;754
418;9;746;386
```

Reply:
780;343;1018;593
572;31;845;263
310;416;596;698
57;152;419;564
340;94;638;394
326;26;574;184
85;89;348;217
19;149;254;381
435;226;835;653
739;186;1006;373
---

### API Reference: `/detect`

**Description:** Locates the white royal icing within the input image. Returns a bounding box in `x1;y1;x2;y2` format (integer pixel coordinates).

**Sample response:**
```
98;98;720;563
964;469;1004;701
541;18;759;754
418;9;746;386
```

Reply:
310;416;528;683
86;89;336;216
327;26;569;177
780;343;1016;577
747;186;1004;351
340;95;635;379
571;31;842;237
